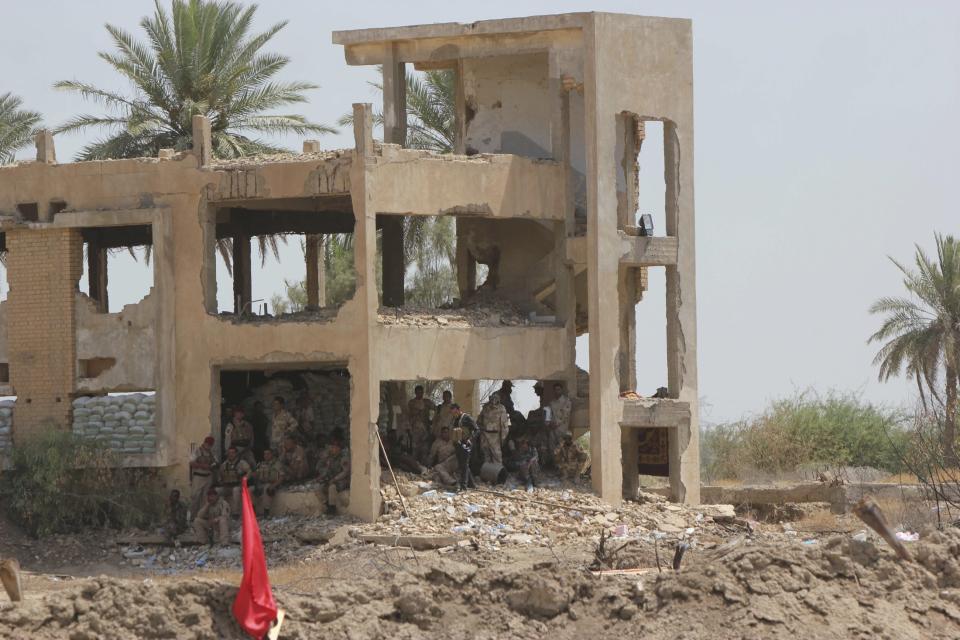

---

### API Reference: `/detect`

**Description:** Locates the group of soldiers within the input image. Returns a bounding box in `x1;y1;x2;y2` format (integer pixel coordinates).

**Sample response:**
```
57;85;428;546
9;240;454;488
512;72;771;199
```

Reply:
385;381;588;492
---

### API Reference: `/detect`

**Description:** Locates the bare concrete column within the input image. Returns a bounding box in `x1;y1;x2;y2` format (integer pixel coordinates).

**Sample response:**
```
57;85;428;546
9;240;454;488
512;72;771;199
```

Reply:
232;234;251;314
381;216;404;307
305;234;321;310
191;115;212;166
348;103;382;522
87;241;109;313
455;225;475;300
617;267;639;393
664;120;700;504
382;45;407;146
621;427;640;500
454;60;467;154
34;130;56;164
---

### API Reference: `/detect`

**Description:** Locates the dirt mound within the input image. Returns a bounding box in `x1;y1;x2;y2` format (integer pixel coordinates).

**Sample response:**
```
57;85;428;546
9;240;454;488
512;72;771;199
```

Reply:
3;529;959;639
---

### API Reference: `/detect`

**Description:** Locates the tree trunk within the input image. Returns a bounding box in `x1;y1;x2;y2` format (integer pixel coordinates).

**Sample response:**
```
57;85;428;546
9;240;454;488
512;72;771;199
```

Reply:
945;364;958;469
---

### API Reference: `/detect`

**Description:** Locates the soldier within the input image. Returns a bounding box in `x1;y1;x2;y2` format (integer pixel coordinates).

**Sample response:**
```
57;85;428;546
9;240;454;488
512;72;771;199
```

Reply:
507;438;540;492
193;488;230;545
431;390;455;438
294;391;316;445
225;407;256;466
188;436;218;516
280;435;309;483
478;392;510;464
251;448;284;517
546;383;573;462
555;433;589;481
426;426;458;487
317;438;350;515
380;430;428;475
218;445;251;514
406;385;435;461
250;400;269;462
450;404;477;491
270;396;299;450
160;489;188;542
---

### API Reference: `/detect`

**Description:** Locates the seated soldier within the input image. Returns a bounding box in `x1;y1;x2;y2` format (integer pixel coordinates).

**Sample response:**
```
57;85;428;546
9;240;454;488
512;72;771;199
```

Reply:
193;488;230;545
217;445;251;514
251;448;285;517
507;438;540;492
380;429;428;475
426;426;459;487
160;489;188;542
317;438;350;515
555;433;589;481
227;407;256;466
280;435;310;483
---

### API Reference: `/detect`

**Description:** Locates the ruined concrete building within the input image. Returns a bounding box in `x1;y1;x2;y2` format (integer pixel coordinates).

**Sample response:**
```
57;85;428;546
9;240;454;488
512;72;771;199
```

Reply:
0;13;699;520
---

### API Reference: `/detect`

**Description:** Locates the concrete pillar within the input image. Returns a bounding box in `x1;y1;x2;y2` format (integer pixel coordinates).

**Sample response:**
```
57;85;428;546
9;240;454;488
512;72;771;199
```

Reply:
381;216;405;307
192;115;212;166
621;428;640;500
585;22;624;506
455;227;475;300
617;267;639;393
87;241;109;313
232;234;251;314
664;120;700;504
453;380;480;416
305;234;322;309
454;60;467;154
34;130;56;164
347;103;382;522
382;45;407;146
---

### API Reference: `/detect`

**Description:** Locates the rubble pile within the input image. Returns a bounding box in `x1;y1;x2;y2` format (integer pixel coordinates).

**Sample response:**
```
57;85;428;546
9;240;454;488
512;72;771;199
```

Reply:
71;394;157;455
0;399;12;450
378;299;529;328
209;149;350;169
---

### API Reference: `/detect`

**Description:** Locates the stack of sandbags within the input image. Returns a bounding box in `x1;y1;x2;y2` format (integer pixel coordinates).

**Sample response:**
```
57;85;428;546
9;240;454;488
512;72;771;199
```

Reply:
0;399;12;450
72;393;157;454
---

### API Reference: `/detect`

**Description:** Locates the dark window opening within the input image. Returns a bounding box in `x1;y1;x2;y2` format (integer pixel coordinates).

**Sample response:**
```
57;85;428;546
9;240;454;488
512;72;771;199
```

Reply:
16;203;38;222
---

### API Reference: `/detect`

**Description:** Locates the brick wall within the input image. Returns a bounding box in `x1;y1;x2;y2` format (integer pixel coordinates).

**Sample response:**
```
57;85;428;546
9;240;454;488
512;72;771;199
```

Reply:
6;228;83;440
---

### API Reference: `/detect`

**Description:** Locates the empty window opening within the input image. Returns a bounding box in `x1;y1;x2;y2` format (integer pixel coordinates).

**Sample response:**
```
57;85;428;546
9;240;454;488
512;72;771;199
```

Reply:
212;201;355;320
49;200;67;217
16;203;38;222
78;357;117;379
615;115;667;236
217;366;350;464
0;363;9;384
619;266;669;399
79;225;153;313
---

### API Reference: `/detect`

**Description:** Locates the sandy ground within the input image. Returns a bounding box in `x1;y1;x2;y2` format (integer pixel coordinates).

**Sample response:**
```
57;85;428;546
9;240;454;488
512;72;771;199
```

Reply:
1;482;957;639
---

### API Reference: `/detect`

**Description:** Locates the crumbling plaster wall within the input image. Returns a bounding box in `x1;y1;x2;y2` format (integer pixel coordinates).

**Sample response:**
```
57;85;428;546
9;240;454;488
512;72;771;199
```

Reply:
76;291;157;392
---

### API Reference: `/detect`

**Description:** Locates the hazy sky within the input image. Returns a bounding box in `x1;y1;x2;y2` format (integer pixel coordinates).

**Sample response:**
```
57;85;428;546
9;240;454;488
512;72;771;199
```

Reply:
3;1;957;422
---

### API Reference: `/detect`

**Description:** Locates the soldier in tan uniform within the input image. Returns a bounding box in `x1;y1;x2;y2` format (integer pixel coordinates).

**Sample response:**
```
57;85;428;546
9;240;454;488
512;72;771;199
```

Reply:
193;488;230;545
546;382;573;462
270;396;299;450
188;436;218;516
251;448;285;517
317;438;351;515
406;385;435;462
160;489;189;542
225;407;256;466
431;390;455;438
217;446;252;513
478;392;510;464
555;433;589;481
280;435;310;482
426;426;458;486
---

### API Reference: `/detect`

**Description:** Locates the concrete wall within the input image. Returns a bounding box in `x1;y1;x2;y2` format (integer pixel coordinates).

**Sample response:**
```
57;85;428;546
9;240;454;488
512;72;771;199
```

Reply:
76;291;157;392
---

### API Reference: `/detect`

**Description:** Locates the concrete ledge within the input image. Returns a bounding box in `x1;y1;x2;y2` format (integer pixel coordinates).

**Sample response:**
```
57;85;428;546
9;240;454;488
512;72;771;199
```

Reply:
620;399;690;429
619;235;678;267
272;490;324;516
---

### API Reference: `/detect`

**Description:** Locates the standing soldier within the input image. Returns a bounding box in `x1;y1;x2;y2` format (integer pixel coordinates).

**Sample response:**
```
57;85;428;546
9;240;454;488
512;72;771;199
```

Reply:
405;385;435;461
450;404;478;491
251;448;284;517
316;438;350;515
217;446;251;514
270;396;299;450
555;433;589;481
160;489;189;542
188;436;218;516
226;407;256;466
280;435;310;482
431;390;455;438
546;382;573;462
294;392;316;445
478;392;510;464
193;488;230;545
250;400;270;462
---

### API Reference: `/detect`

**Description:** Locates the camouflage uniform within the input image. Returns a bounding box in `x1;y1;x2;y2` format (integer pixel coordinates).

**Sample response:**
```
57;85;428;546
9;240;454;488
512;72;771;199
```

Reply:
280;443;310;482
193;495;231;543
406;396;435;461
478;398;510;464
431;401;455;439
555;440;589;480
426;437;458;486
189;445;218;516
317;447;351;512
270;409;299;450
252;457;285;515
161;499;189;540
546;393;573;461
218;456;251;513
226;418;256;465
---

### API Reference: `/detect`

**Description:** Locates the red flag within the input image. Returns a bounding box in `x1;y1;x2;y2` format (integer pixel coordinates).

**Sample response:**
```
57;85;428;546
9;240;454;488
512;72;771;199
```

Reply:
232;477;278;639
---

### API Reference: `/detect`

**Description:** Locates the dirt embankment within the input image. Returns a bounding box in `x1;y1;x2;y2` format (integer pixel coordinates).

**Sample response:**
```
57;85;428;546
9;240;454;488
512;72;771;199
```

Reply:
2;528;959;640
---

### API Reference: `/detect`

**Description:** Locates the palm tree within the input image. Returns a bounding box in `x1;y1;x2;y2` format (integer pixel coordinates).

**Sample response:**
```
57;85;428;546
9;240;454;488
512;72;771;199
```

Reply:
0;93;42;164
54;0;334;161
870;233;960;465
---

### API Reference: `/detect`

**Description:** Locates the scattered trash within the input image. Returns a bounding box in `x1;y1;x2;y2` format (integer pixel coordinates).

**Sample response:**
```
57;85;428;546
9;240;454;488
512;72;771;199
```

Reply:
895;531;919;542
802;539;818;546
613;524;629;537
852;531;868;542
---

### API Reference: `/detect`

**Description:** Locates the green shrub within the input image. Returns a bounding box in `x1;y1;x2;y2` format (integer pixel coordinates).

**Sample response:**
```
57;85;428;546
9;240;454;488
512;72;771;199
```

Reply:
0;428;163;537
701;390;910;482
